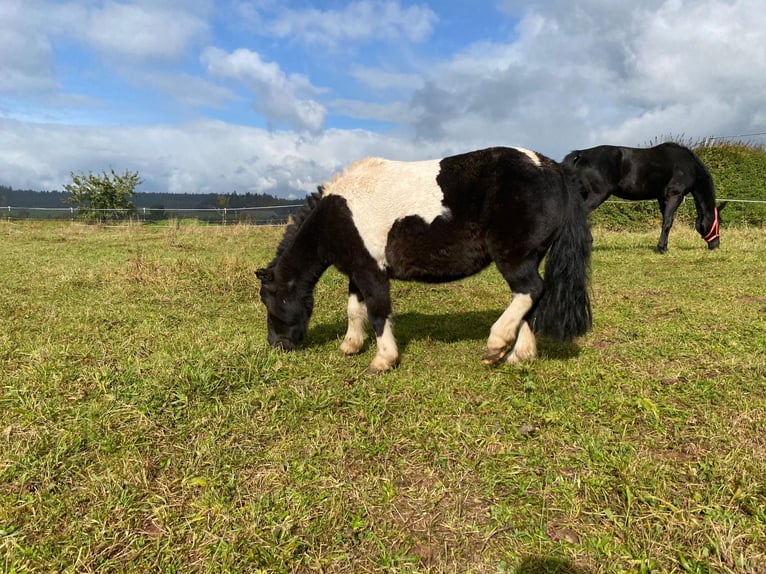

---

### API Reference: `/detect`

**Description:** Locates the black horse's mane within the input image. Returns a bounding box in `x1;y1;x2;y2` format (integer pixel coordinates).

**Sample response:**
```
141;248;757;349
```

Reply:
268;185;325;267
561;163;586;201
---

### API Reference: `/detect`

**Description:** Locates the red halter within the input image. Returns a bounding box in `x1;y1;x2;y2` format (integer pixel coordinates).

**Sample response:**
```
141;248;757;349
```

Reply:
702;207;720;244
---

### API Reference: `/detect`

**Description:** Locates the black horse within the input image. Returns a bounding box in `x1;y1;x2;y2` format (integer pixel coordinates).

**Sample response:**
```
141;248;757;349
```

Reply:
256;147;592;373
563;142;725;253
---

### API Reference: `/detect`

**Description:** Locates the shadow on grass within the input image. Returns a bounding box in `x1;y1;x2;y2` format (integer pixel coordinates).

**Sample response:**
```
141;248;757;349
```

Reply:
305;310;583;360
516;555;593;574
592;237;706;253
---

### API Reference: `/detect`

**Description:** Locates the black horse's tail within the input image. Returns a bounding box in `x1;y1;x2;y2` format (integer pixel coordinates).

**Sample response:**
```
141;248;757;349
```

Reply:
532;178;593;341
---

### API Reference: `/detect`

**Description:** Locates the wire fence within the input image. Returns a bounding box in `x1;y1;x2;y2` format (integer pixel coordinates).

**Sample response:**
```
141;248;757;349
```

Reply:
592;196;766;228
0;204;304;224
2;198;765;224
604;198;766;205
696;132;766;147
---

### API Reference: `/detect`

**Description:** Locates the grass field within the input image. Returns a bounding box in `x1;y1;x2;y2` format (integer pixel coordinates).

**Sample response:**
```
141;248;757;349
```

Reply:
1;220;765;573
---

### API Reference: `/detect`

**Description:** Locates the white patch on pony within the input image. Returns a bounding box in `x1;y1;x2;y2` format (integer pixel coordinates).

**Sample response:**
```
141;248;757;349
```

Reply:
323;158;450;269
368;316;398;373
513;147;542;167
340;292;367;355
484;293;534;362
506;320;537;363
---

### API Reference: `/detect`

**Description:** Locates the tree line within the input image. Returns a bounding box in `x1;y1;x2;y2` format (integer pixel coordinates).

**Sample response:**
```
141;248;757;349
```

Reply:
0;184;301;211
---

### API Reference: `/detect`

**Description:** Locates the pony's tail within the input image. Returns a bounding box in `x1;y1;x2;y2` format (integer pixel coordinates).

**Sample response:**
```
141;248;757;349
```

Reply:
532;180;593;341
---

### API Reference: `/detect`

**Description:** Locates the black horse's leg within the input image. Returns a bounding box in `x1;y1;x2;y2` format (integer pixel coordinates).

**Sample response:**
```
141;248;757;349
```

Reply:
657;192;684;253
483;260;544;365
340;279;367;355
353;271;397;373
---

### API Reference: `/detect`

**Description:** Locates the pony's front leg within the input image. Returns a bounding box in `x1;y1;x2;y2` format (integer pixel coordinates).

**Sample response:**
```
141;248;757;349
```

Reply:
358;276;398;373
483;293;534;364
340;284;367;355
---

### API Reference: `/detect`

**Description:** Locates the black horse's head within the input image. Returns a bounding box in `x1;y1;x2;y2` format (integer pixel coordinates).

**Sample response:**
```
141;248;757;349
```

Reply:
696;201;727;250
255;266;314;351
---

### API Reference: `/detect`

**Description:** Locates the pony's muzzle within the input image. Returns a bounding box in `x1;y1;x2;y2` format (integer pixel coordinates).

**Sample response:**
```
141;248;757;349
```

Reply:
278;339;297;351
268;335;297;351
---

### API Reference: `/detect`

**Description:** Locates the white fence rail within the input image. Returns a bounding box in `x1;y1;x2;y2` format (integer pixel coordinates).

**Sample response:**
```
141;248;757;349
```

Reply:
0;204;304;224
2;198;764;223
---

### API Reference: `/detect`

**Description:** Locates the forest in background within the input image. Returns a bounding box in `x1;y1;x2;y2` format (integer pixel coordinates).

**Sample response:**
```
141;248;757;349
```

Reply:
0;187;299;210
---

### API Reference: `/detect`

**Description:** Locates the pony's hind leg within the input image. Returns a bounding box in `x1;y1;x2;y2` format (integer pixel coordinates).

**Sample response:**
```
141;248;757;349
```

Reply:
483;293;534;364
340;281;367;355
483;260;543;365
367;315;398;374
505;320;537;364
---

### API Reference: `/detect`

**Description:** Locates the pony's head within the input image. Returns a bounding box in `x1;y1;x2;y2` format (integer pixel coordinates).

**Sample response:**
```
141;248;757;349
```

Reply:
696;201;727;250
255;266;314;351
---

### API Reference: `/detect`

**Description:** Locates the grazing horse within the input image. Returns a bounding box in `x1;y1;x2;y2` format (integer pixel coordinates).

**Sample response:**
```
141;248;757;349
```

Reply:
256;147;592;373
563;142;725;253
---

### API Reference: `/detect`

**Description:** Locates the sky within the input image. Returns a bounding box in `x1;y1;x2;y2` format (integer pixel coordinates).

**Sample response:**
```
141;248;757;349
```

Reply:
1;0;765;198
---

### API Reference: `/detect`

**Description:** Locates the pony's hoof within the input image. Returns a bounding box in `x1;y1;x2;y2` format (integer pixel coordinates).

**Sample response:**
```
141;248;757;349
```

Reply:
482;349;506;365
365;357;397;374
505;350;536;364
340;337;363;355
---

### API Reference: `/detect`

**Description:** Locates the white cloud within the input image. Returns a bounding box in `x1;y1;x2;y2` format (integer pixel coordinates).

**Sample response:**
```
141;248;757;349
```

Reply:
404;0;766;155
627;1;766;101
264;1;437;46
0;1;59;94
139;71;240;110
83;2;209;61
350;67;424;92
0;118;445;195
202;47;327;132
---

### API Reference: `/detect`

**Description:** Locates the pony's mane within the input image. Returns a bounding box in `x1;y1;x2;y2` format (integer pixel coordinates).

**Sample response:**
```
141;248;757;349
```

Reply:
321;157;387;194
267;157;389;268
268;187;324;268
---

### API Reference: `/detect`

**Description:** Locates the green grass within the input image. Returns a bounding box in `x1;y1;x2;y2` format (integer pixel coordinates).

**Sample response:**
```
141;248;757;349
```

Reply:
1;220;765;573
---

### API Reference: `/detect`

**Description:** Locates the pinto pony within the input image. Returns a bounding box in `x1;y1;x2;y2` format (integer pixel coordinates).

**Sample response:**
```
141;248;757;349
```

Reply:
256;147;592;373
563;142;725;253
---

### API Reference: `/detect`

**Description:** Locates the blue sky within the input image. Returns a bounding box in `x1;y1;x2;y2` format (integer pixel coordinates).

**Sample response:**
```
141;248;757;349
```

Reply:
1;0;765;197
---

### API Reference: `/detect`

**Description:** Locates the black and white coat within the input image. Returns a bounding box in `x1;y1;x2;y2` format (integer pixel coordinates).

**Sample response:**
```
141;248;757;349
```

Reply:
257;146;592;373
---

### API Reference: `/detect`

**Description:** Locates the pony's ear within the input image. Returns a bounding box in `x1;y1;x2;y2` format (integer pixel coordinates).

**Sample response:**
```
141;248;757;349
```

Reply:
255;267;274;283
564;151;581;166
